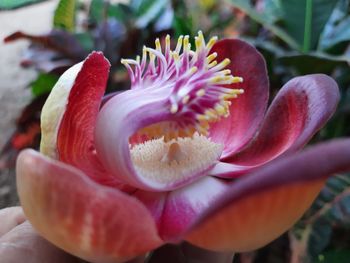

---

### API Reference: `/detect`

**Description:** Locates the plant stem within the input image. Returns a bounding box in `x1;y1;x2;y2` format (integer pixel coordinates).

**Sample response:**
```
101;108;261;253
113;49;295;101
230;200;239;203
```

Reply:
303;0;313;53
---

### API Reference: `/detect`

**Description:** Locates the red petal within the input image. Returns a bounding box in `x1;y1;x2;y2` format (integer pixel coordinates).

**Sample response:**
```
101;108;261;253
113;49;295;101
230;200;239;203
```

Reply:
56;52;130;190
225;74;339;167
208;39;269;158
16;150;162;262
185;139;350;252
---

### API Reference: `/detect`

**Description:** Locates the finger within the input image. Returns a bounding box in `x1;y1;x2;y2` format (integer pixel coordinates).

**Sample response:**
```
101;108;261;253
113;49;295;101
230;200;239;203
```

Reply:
0;207;26;237
0;221;82;263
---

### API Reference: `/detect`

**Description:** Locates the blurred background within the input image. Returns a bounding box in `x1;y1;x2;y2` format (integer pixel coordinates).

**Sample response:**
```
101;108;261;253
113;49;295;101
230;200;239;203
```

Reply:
0;0;350;262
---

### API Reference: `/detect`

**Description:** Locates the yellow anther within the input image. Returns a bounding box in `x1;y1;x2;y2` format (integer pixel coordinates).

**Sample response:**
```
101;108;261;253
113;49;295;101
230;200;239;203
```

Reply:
218;58;231;69
229;88;244;94
171;51;180;61
197;114;209;121
136;55;140;63
208;61;218;68
120;59;128;65
155;38;161;51
205;110;217;119
215;104;226;115
175;35;184;53
221;69;231;75
165;34;170;49
206;36;218;50
182;95;190;104
232;77;244;83
195;37;203;51
206;52;217;63
221;94;238;100
196;89;205;97
189;66;198;74
170;104;178;114
184;35;190;51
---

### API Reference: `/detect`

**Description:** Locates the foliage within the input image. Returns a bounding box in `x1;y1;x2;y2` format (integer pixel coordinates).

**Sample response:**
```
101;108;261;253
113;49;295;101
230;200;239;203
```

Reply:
291;174;350;262
53;0;76;31
0;0;47;9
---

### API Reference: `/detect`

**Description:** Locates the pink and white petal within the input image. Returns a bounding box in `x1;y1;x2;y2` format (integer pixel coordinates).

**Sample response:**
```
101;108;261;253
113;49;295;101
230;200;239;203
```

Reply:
55;52;132;190
224;74;339;168
208;39;269;158
40;61;83;158
185;139;350;252
16;149;163;263
95;89;218;191
155;177;229;242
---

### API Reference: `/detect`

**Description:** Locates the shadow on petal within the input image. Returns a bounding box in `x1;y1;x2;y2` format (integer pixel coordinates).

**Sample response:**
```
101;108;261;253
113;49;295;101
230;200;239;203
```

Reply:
226;74;339;167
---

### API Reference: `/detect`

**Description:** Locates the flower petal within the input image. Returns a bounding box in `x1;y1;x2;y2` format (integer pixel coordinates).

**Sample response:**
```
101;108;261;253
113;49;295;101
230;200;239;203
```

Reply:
208;39;269;158
51;52;130;189
225;74;339;167
95;89;220;191
185;139;350;252
16;149;163;263
159;177;229;242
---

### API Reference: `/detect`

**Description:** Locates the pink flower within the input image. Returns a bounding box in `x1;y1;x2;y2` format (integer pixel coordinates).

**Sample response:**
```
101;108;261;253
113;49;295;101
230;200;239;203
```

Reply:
16;32;350;263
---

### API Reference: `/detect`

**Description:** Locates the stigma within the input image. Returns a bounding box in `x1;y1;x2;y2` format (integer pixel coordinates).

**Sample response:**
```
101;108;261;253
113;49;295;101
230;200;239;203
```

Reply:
122;32;244;142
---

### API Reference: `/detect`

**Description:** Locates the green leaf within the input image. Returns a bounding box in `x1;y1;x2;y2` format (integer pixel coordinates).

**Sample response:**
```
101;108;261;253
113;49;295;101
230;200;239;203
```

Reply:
131;0;168;28
89;0;107;24
277;51;350;75
228;0;300;50
53;0;77;32
314;249;350;263
291;174;350;261
318;0;350;50
0;0;46;9
30;73;59;97
279;0;338;52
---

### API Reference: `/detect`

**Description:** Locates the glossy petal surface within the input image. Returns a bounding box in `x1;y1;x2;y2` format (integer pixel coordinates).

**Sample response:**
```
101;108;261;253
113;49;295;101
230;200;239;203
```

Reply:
208;39;269;158
16;150;163;263
186;139;350;252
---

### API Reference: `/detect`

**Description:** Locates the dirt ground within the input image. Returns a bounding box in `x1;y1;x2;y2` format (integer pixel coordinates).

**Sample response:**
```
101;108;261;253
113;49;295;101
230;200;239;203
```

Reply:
0;0;58;208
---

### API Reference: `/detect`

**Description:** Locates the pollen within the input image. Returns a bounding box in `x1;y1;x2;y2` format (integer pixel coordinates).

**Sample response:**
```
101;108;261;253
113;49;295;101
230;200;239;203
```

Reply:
130;133;223;184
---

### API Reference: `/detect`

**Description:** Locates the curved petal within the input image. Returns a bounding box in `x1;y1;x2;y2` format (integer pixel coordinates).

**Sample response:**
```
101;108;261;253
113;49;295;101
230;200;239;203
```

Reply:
158;177;229;242
95;89;220;191
208;39;269;158
40;61;83;158
185;139;350;252
224;74;339;168
16;149;163;263
52;52;131;190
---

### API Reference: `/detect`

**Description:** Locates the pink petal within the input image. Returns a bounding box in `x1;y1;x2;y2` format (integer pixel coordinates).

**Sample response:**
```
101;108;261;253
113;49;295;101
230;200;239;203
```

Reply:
218;74;339;177
133;177;230;242
208;39;269;158
185;139;350;252
16;149;163;263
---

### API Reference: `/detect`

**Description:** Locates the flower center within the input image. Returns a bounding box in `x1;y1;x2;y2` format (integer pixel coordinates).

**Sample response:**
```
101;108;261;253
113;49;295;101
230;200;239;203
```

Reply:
115;32;244;188
130;133;223;184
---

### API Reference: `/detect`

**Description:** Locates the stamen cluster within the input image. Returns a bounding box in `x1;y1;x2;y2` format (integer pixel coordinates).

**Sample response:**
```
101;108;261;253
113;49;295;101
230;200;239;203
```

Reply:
122;32;244;141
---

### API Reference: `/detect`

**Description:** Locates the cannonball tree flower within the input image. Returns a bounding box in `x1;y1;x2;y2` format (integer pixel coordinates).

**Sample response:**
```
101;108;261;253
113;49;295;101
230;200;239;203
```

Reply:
16;32;350;263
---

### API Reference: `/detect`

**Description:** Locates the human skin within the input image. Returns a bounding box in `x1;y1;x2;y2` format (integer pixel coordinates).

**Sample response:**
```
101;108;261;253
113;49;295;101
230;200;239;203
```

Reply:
0;207;82;263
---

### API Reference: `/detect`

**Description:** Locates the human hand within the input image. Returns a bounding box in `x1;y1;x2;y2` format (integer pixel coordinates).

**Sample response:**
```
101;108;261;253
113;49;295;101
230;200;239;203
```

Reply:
0;207;83;263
